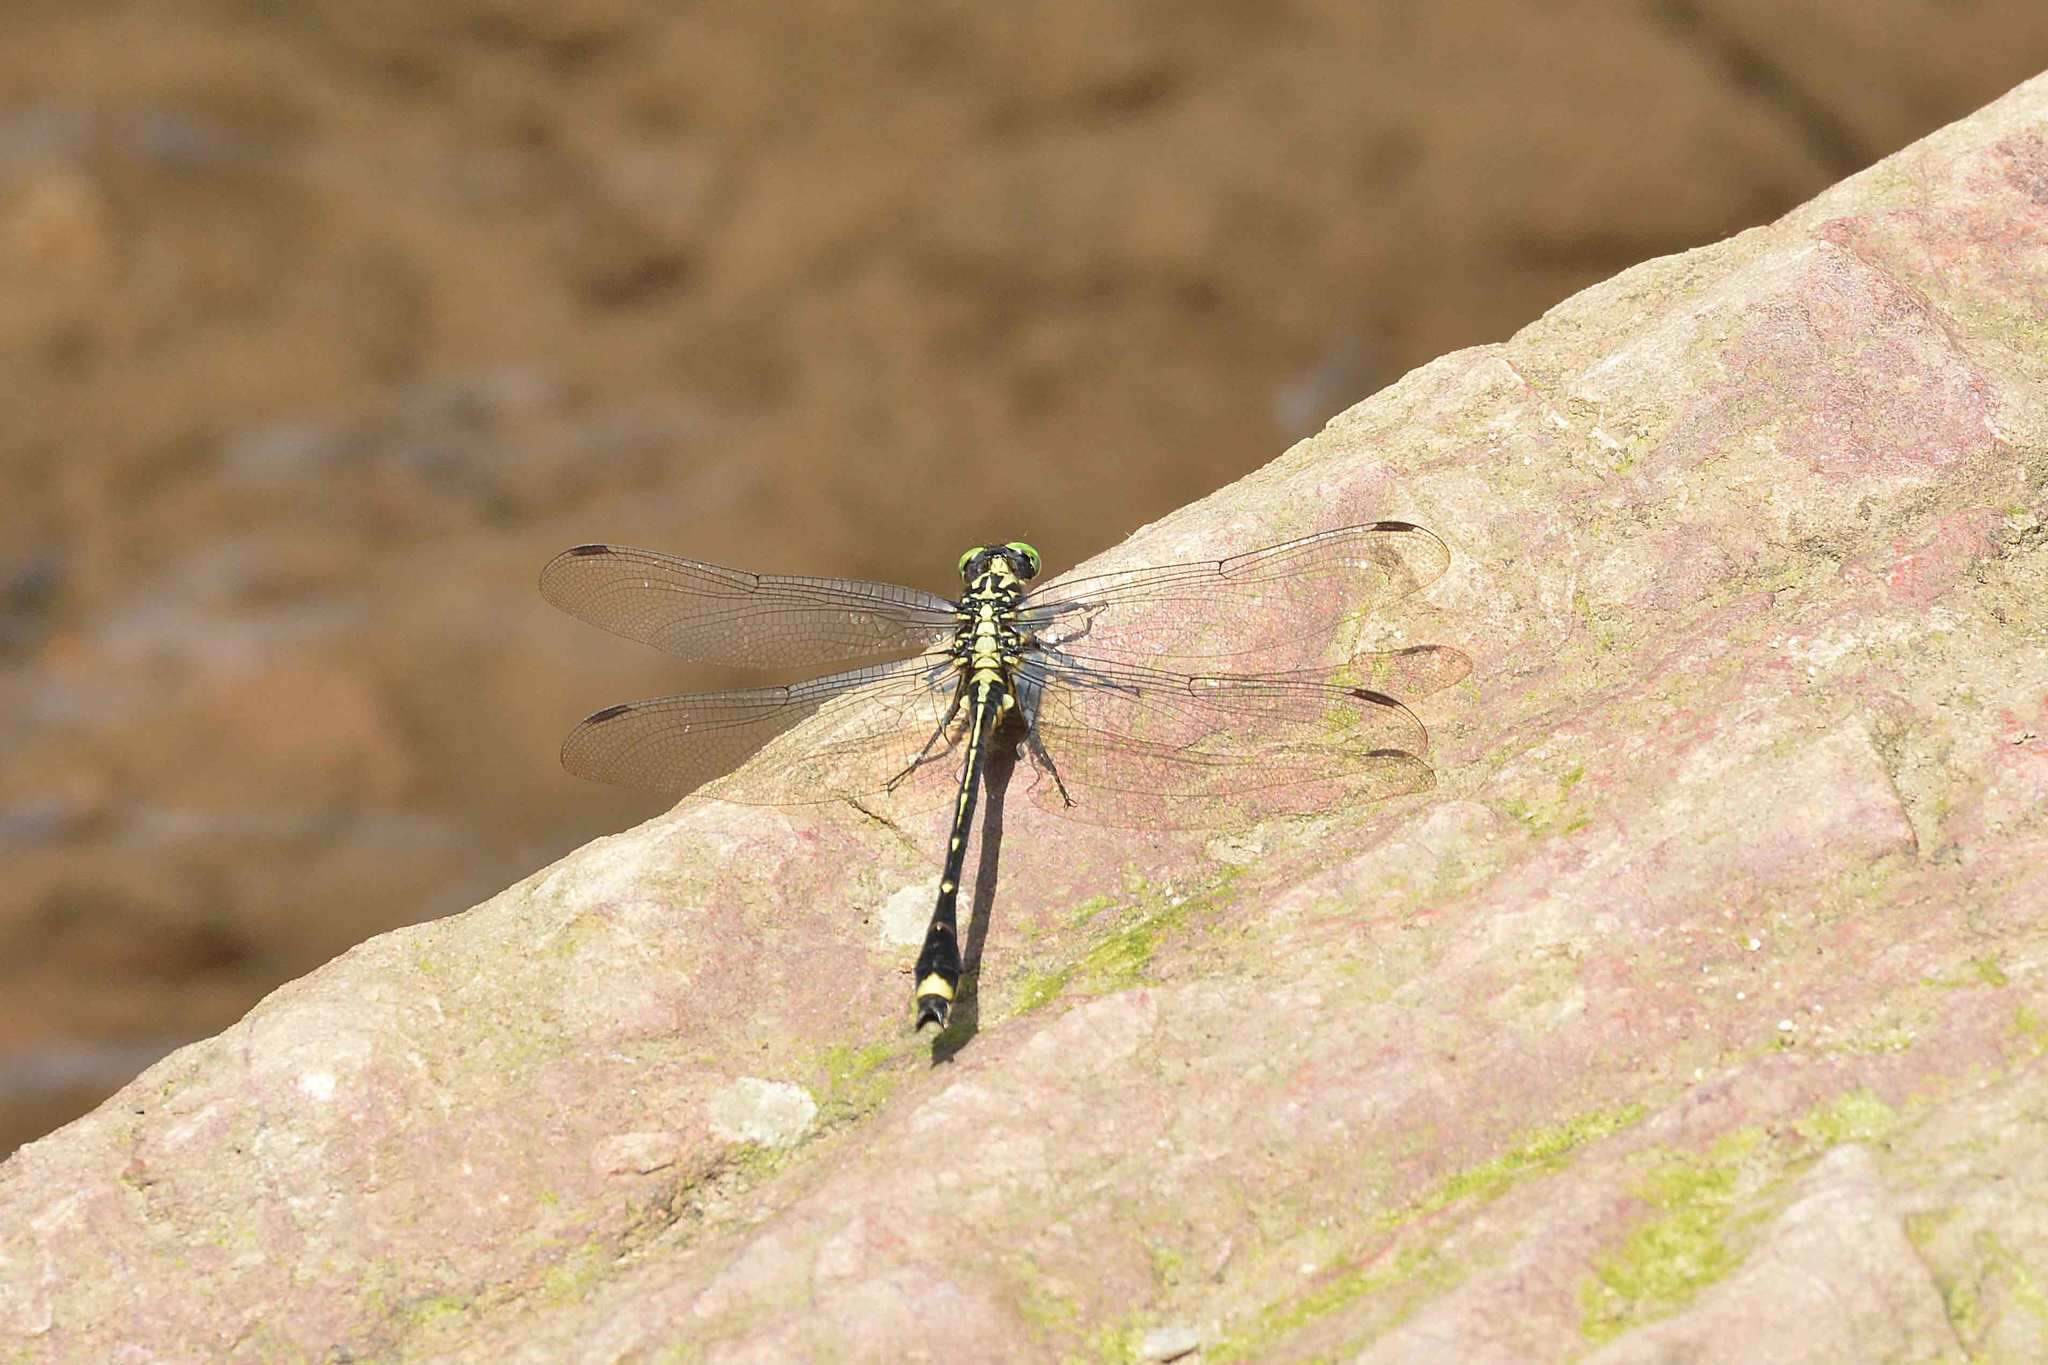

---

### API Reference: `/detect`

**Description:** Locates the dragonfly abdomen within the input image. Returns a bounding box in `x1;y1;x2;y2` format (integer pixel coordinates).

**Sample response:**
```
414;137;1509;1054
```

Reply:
911;555;1036;1029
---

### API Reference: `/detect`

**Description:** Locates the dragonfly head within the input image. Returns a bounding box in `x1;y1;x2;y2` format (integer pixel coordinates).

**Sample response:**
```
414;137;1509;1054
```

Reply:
958;541;1041;585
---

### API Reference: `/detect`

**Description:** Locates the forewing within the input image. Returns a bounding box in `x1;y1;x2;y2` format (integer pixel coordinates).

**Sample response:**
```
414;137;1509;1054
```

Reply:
1016;522;1450;670
541;543;958;670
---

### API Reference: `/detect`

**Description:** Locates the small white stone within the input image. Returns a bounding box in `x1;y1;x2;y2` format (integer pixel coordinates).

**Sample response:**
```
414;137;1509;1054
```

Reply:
709;1077;818;1148
1746;936;1762;951
297;1072;336;1102
1777;1019;1794;1032
878;881;938;948
1139;1325;1202;1361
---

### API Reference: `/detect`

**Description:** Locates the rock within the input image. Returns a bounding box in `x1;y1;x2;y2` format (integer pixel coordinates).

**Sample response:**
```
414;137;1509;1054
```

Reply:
1580;1146;1955;1365
3;68;2047;1365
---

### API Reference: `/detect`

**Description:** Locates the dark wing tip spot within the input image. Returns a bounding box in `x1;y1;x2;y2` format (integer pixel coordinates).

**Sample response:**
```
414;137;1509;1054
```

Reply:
586;702;636;724
1371;520;1422;533
566;543;613;557
1347;686;1402;707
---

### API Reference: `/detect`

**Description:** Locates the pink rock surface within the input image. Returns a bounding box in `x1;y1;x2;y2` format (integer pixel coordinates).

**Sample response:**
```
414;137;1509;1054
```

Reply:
5;71;2047;1365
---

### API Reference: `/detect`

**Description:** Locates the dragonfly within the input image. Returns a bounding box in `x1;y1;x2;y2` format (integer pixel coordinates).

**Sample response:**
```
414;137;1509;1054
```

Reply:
542;523;1468;1029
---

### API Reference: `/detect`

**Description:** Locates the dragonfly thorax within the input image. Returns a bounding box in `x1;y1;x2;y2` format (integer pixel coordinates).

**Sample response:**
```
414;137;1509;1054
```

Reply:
957;573;1028;701
953;542;1036;697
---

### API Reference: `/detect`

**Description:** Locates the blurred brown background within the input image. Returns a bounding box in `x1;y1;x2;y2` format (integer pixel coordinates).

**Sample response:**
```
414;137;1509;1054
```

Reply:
2;1;2043;1156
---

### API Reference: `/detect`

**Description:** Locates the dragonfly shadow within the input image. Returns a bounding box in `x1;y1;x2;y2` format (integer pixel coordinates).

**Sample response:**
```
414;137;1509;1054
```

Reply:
928;729;1022;1065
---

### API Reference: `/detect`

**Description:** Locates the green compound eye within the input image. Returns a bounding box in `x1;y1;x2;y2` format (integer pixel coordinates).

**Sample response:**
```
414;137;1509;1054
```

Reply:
957;546;980;576
1005;542;1041;577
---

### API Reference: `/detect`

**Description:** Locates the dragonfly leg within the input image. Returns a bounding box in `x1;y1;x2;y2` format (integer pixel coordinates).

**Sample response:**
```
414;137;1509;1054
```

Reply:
1018;717;1075;809
1031;603;1104;651
884;673;970;794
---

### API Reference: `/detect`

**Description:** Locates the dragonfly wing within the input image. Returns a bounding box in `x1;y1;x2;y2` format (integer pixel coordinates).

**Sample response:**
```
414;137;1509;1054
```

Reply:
562;651;965;804
1012;651;1437;828
542;543;959;670
1015;522;1450;669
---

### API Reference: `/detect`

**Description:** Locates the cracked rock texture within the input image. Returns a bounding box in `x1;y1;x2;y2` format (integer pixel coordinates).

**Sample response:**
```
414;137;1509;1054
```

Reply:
4;70;2047;1365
